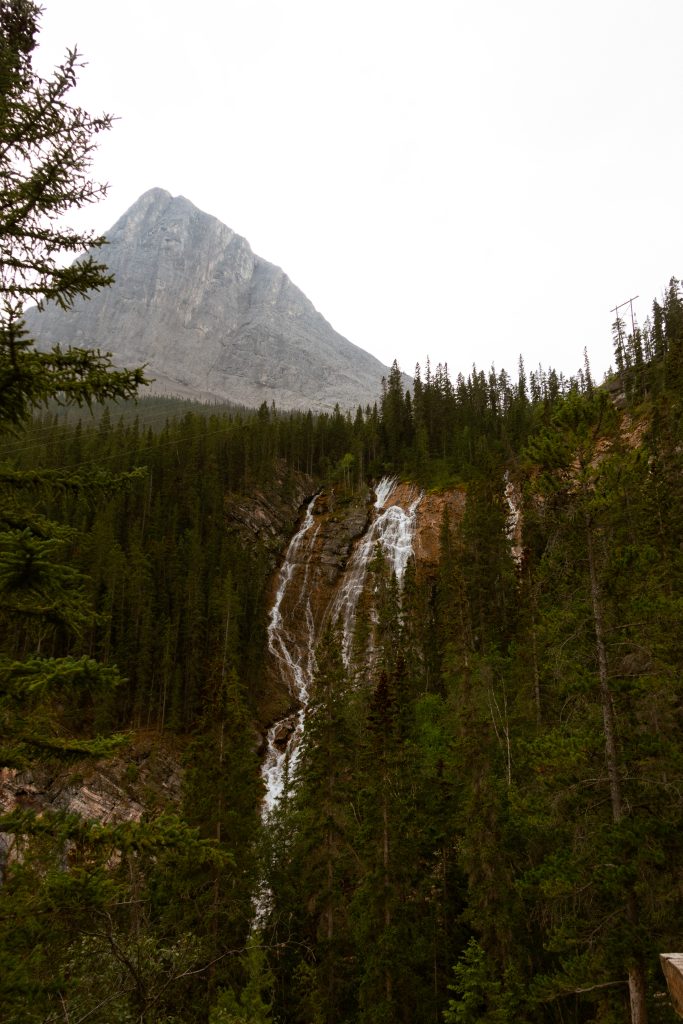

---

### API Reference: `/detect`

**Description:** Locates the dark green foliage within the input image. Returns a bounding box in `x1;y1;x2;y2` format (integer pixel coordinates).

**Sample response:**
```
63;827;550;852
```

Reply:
0;406;303;725
261;560;467;1024
0;0;145;427
0;0;149;757
0;807;231;1023
444;938;526;1024
209;936;275;1023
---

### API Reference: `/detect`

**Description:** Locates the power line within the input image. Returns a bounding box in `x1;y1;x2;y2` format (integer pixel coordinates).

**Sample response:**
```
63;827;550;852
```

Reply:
611;295;639;339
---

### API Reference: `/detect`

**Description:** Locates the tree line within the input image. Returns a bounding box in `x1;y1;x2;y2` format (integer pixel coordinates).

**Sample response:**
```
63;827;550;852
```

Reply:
1;278;681;1022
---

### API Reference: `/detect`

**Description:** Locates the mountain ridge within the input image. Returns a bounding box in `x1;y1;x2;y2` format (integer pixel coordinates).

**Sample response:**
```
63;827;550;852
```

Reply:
24;188;394;411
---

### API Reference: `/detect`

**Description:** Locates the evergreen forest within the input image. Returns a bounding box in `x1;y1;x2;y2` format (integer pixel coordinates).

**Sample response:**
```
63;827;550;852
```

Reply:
1;4;683;1023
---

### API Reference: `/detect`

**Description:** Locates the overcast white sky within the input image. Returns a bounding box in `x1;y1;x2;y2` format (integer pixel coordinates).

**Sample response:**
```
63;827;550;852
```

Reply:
36;0;683;383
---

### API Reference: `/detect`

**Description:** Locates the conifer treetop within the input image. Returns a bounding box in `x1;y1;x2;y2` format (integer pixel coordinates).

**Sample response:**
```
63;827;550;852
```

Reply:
0;0;146;429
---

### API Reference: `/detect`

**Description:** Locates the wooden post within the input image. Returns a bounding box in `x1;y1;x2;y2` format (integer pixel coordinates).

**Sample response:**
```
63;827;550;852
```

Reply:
660;954;683;1018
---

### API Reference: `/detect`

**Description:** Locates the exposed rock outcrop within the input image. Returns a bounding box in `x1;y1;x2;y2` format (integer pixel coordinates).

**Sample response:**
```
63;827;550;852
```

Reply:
387;482;465;570
226;461;314;560
24;188;394;412
0;735;183;825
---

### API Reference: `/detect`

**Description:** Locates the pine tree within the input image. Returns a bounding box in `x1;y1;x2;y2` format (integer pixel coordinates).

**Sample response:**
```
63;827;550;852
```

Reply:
209;936;275;1024
0;0;146;755
0;0;144;426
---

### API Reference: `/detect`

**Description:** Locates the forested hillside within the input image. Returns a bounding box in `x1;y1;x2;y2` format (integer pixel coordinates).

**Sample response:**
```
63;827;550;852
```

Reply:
1;276;682;1024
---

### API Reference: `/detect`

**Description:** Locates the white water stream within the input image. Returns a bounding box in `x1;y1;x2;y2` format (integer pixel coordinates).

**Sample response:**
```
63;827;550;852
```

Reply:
504;472;523;568
255;479;422;922
260;477;422;818
260;496;319;818
329;477;422;663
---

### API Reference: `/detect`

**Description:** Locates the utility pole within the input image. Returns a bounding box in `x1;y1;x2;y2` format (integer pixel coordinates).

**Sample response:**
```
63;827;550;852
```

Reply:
610;296;639;373
611;295;639;339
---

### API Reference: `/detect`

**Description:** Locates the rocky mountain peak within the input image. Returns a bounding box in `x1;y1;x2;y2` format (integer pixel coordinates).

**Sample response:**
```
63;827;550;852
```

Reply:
24;190;393;411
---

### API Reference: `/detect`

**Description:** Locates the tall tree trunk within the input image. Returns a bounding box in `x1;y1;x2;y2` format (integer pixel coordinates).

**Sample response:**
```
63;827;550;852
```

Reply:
585;516;623;822
586;515;647;1024
527;569;542;726
628;956;648;1024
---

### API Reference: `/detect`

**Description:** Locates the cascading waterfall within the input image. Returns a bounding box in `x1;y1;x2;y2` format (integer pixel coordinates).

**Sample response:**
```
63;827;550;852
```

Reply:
255;478;422;922
260;478;422;813
373;475;398;509
254;495;318;924
504;471;523;568
330;477;422;662
260;495;319;819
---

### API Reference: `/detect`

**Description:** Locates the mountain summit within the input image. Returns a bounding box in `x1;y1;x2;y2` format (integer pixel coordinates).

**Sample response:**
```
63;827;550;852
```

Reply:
24;188;391;411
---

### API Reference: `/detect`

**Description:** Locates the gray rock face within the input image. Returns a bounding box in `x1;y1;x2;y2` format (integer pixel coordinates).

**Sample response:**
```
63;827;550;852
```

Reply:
24;188;391;411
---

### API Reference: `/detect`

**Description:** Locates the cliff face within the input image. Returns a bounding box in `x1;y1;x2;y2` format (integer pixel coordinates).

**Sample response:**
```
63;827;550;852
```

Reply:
258;486;372;725
24;189;393;412
259;480;465;725
0;734;184;868
389;483;466;569
226;461;314;560
258;477;468;812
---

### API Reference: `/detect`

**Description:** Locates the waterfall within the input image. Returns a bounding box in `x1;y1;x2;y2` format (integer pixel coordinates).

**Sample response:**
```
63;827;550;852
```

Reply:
255;478;422;922
260;496;319;819
260;478;422;814
504;472;523;568
373;475;398;509
330;477;422;663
